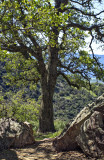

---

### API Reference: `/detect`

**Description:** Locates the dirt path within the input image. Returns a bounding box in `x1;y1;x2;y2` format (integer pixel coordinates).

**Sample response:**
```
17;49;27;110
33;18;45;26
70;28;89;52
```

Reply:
0;139;96;160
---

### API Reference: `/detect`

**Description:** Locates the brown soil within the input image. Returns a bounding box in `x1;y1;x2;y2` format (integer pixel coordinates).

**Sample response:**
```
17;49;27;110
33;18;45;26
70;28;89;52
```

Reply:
0;139;98;160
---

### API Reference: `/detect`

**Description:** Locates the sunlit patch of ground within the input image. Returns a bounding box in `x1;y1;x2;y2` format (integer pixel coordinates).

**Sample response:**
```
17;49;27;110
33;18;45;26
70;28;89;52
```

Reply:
0;139;98;160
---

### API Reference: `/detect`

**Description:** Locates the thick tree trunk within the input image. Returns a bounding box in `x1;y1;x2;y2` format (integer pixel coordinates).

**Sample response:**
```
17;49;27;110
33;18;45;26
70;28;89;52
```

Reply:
39;83;56;132
38;47;58;132
39;64;57;132
38;26;58;132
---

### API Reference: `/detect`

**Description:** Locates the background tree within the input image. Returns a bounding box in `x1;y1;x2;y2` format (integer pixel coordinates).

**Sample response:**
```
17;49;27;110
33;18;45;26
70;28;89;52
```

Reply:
0;0;104;132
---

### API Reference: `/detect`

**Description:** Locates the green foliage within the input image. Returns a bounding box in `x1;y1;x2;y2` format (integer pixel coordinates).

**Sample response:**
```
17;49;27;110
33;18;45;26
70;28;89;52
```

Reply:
0;57;104;124
54;76;104;121
0;0;104;132
0;58;104;138
0;89;40;122
1;52;40;87
0;0;104;89
0;0;104;85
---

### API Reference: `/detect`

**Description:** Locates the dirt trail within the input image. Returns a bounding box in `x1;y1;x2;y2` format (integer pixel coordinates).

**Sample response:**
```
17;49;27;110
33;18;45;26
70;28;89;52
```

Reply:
0;139;96;160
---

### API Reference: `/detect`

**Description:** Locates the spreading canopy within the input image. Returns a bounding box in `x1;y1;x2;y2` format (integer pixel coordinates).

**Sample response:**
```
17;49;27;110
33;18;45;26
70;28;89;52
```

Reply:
0;0;104;87
0;0;104;132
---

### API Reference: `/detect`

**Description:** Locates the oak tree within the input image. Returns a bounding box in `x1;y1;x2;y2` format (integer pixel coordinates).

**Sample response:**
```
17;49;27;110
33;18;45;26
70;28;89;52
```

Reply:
0;0;104;132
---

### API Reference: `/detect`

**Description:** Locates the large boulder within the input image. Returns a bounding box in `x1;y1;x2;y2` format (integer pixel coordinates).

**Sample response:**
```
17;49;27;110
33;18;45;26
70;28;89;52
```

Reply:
0;118;35;150
53;102;94;151
53;93;104;158
76;111;104;158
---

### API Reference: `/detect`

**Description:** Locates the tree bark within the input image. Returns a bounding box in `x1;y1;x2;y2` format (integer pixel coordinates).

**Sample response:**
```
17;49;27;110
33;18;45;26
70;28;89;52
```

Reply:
39;82;56;132
38;45;58;132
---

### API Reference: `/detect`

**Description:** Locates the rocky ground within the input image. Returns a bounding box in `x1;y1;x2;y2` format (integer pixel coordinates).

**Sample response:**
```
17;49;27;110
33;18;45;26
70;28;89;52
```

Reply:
0;139;100;160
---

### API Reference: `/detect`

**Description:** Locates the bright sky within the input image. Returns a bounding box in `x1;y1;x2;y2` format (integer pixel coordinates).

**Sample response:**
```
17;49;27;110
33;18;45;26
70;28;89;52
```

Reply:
91;44;104;55
85;36;104;55
91;1;104;55
50;0;104;55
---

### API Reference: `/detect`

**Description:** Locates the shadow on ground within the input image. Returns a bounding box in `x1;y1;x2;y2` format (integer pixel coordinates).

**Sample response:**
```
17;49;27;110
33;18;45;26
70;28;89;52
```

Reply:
0;140;96;160
0;150;18;160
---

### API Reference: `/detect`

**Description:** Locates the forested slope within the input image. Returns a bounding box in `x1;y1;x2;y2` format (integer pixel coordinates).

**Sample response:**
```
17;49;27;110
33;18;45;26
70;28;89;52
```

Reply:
54;77;104;121
0;61;104;122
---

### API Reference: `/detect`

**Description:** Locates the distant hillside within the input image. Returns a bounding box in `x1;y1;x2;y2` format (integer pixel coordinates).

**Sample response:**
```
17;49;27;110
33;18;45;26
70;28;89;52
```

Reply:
53;76;104;121
0;60;104;122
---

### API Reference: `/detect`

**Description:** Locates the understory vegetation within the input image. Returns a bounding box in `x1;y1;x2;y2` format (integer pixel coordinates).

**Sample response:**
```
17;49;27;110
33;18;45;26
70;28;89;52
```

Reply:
0;60;104;138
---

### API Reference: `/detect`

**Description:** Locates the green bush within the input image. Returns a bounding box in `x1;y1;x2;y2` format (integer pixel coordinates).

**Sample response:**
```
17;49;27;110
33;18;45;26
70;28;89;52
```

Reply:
0;90;39;123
